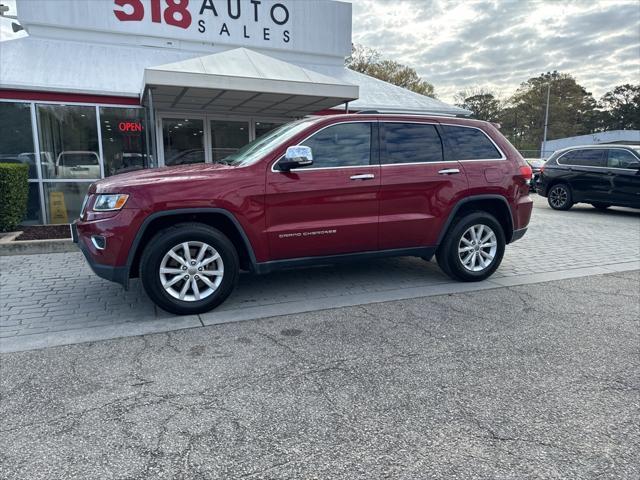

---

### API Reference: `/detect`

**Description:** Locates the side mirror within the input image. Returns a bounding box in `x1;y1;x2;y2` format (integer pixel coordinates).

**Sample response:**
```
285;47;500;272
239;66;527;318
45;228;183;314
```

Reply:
278;146;313;171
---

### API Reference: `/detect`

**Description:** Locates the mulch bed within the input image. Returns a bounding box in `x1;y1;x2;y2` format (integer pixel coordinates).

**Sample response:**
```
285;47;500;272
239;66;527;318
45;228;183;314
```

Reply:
15;225;71;241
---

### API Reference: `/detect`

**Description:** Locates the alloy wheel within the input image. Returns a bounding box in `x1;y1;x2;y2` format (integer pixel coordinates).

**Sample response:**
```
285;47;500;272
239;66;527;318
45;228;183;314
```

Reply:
549;186;568;208
458;224;498;272
159;241;224;302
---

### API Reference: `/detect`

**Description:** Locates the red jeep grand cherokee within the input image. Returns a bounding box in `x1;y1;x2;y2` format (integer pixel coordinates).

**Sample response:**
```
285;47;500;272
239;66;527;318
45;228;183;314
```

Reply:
73;114;533;314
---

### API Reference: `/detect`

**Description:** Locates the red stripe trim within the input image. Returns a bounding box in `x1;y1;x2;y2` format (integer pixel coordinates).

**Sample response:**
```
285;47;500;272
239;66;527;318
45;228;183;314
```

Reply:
0;89;140;106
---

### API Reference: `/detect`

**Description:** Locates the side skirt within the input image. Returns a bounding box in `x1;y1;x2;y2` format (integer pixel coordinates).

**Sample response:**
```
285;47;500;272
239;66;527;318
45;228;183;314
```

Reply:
254;247;436;275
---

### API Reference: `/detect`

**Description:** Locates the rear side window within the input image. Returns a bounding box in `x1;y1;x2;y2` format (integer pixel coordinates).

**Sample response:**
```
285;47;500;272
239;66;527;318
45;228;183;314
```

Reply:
300;122;372;168
441;125;502;160
558;149;605;167
382;123;443;164
607;149;639;169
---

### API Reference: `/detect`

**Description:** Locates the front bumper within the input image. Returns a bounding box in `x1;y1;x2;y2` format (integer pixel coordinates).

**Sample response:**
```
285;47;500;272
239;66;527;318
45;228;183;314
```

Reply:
510;227;528;243
72;220;129;289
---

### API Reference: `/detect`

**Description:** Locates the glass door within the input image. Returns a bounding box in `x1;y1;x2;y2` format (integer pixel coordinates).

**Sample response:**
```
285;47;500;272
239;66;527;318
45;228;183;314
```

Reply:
161;117;205;166
210;120;249;163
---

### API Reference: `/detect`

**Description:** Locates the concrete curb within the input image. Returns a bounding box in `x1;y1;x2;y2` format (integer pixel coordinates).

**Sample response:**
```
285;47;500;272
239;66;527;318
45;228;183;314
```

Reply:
0;237;76;256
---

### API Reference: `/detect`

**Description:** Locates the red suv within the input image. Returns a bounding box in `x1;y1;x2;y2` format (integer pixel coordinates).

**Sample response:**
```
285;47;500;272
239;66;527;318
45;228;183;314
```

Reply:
72;115;533;314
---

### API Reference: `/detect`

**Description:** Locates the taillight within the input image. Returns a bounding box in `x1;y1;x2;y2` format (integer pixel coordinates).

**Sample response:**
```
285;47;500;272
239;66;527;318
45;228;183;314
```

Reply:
519;165;532;180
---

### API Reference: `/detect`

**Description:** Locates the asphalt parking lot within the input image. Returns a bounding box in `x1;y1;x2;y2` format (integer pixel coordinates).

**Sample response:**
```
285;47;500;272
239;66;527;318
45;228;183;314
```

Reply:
1;271;638;479
1;195;639;352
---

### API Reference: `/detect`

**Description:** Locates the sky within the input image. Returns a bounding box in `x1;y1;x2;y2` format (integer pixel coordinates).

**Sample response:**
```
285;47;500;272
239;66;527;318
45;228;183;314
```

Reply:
1;0;638;103
351;0;640;102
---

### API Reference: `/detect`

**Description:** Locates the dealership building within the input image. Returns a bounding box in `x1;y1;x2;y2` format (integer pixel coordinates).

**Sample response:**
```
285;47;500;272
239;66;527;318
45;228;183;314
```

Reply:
0;0;468;224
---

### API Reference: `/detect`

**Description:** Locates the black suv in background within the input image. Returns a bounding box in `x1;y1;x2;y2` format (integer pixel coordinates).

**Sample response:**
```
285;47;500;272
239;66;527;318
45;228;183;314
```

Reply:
537;145;640;210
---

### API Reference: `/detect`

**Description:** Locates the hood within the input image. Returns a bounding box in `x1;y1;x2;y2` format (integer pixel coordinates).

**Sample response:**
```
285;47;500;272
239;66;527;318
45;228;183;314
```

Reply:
91;163;234;193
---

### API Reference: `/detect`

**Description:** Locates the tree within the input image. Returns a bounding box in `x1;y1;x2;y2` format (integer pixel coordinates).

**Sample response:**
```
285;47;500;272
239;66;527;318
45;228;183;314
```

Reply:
598;84;640;131
454;87;501;122
346;44;436;98
498;71;597;152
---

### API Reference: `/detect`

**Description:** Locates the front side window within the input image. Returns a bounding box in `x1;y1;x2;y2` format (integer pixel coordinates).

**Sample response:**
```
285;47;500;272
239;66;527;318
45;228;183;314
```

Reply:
607;149;639;169
559;149;605;167
382;123;443;164
441;125;502;160
299;122;372;169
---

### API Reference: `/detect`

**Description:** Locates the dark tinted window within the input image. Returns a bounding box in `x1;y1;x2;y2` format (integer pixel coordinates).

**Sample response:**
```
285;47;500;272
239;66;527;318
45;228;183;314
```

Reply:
559;149;605;167
382;123;443;164
608;149;639;169
441;125;501;160
300;122;371;168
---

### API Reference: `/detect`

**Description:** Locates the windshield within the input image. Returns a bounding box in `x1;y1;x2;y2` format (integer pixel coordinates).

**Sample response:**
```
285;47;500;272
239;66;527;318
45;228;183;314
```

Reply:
218;117;319;167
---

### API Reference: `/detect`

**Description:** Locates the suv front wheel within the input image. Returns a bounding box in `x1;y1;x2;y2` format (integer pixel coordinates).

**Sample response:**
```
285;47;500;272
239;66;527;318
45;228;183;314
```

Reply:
140;223;239;315
436;211;506;282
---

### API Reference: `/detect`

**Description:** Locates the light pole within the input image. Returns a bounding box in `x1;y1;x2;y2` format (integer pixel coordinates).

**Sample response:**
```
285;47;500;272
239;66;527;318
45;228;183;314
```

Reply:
541;82;551;159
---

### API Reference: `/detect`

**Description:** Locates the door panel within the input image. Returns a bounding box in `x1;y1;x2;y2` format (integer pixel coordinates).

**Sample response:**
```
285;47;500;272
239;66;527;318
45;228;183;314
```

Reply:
266;167;380;259
558;149;607;201
378;122;468;249
379;163;467;248
265;122;380;260
607;149;640;207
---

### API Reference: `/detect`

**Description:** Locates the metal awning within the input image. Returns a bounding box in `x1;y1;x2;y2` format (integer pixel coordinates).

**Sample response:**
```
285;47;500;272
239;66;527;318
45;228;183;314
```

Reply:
142;48;358;117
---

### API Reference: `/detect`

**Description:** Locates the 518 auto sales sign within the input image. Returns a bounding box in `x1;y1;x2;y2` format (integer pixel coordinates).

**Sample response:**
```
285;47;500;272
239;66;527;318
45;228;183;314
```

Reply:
16;0;352;57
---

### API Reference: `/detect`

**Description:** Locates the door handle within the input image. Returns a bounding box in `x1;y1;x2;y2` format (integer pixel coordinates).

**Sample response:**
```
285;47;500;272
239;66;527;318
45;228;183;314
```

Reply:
350;173;375;180
438;168;460;175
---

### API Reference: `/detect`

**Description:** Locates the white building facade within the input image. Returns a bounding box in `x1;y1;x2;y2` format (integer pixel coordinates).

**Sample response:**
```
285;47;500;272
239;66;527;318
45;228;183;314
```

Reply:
0;0;468;224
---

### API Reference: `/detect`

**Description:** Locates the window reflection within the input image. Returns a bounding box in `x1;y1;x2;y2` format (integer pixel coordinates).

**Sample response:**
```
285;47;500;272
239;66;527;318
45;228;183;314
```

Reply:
37;104;100;179
100;107;148;176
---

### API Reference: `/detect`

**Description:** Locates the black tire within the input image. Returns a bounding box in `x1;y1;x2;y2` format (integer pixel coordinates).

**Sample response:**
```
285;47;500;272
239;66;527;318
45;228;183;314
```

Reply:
139;223;239;315
591;203;610;211
547;183;573;210
436;211;506;282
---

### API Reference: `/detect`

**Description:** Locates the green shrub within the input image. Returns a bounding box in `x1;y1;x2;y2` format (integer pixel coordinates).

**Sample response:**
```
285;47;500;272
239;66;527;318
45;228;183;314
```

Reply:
0;163;29;232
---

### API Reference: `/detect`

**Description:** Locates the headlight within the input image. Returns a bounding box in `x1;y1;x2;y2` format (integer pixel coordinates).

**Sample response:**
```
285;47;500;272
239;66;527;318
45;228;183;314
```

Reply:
93;194;129;211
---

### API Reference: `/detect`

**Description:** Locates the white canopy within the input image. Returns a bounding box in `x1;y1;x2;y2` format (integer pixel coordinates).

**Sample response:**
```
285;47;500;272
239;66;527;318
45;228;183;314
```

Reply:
143;48;358;117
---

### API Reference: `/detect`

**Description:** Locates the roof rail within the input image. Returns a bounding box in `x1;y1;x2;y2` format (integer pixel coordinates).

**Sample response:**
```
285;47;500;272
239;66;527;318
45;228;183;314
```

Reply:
356;110;380;114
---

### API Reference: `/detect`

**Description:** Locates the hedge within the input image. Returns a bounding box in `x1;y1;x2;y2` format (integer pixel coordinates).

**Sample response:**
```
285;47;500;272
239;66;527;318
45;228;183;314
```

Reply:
0;163;29;232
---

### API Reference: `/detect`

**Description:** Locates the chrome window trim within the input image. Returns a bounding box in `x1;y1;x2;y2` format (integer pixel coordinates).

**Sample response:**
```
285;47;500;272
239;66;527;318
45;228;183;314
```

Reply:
379;120;506;165
556;147;640;170
270;120;377;173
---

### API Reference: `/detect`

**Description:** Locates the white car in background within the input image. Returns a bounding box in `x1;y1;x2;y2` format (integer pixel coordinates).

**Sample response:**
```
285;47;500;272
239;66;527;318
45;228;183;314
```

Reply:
56;151;100;179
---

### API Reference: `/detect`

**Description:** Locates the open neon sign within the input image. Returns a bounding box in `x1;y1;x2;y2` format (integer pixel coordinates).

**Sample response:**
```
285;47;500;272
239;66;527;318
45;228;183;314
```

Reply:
119;122;143;132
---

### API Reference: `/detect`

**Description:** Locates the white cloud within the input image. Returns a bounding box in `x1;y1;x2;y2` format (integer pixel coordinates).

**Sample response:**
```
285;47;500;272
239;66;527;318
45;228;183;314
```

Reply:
351;0;640;102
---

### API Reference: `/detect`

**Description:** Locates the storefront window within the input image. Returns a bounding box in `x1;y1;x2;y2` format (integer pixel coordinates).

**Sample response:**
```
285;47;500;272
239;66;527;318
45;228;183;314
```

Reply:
0;102;37;178
43;182;92;224
255;121;283;139
21;184;42;225
100;107;148;176
37;104;100;180
210;120;249;163
162;118;204;166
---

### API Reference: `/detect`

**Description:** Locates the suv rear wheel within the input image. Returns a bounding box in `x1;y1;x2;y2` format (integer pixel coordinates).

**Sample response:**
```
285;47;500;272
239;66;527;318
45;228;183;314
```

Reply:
548;183;573;210
140;223;239;315
436;211;505;282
